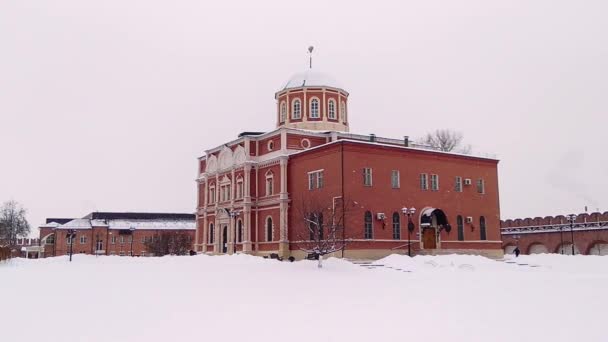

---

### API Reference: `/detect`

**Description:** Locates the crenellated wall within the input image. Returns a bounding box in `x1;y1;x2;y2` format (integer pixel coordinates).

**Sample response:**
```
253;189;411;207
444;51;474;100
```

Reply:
501;212;608;255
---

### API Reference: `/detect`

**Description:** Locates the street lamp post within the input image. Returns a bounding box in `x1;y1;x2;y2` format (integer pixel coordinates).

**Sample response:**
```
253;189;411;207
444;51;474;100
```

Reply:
129;226;136;257
67;229;75;262
567;214;576;255
559;220;564;254
401;207;416;257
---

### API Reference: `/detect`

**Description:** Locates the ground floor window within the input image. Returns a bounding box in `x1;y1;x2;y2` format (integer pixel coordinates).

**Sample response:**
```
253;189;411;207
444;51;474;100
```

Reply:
364;211;373;239
392;212;400;240
457;215;464;241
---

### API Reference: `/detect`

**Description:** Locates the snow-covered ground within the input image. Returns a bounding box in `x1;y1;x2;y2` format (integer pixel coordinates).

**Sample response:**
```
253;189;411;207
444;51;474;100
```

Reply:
2;254;607;342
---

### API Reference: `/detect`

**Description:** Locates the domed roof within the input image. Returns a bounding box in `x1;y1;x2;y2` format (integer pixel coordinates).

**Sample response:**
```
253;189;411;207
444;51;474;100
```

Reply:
279;70;346;93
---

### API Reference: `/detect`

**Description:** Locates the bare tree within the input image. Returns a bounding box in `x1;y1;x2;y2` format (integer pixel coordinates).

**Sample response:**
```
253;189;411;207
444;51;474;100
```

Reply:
294;194;354;268
0;201;31;246
144;231;192;256
421;129;471;154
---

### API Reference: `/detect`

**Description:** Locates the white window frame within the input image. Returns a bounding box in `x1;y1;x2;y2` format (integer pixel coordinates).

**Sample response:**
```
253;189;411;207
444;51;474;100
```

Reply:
328;99;336;119
309;97;320;118
420;173;429;190
455;176;463;192
340;101;346;122
292;99;301;120
209;185;216;204
431;174;439;191
220;184;231;202
391;170;400;189
265;171;274;196
363;168;373;186
266;216;273;242
308;170;324;190
111;235;116;244
236;177;244;199
80;235;86;244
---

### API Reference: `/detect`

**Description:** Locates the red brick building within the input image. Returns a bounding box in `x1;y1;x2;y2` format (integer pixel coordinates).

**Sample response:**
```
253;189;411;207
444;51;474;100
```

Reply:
501;212;608;255
195;69;502;259
38;212;195;257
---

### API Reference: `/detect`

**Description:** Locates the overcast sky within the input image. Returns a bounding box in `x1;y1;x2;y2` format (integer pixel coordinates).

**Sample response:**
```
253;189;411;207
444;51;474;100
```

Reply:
1;1;606;235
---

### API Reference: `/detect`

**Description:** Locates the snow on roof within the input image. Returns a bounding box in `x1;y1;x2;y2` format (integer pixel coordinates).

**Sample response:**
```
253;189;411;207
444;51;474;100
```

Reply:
106;219;195;230
39;222;62;228
52;219;194;231
279;70;346;93
57;218;92;229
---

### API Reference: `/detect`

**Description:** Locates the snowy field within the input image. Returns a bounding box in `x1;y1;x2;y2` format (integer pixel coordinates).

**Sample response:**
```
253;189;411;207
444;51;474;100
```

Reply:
2;254;607;342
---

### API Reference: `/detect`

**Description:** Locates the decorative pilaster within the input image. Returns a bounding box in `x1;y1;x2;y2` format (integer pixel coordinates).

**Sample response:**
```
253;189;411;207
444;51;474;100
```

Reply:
278;156;290;258
242;163;253;253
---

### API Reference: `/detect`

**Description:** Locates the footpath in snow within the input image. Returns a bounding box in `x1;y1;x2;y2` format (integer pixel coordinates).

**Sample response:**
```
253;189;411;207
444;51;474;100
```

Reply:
1;253;607;342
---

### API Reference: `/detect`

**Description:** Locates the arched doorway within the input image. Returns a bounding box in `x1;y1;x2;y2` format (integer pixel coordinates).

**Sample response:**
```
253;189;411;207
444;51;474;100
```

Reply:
528;243;548;254
420;208;449;249
222;225;228;254
556;243;580;255
504;245;517;255
588;242;608;256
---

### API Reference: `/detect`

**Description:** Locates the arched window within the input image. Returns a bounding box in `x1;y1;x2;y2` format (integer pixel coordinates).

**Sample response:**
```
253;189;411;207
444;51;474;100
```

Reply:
292;99;301;120
237;219;243;243
265;170;274;196
266;217;273;242
280;101;286;123
340;101;346;122
479;216;487;240
392;212;401;240
236;176;244;199
364;211;373;239
208;183;216;204
209;223;215;244
457;215;464;241
310;98;320;118
328;99;336;119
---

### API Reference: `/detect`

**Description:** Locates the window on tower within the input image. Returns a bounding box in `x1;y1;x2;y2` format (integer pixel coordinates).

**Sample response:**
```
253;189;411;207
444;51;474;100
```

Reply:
280;101;286;123
292;99;301;120
328;99;336;119
310;98;320;118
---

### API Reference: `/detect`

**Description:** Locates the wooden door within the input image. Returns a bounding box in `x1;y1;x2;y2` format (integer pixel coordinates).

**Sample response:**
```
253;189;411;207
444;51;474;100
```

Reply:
423;228;436;249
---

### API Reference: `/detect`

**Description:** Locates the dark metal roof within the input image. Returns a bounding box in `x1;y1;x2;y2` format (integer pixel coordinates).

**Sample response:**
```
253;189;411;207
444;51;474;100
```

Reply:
238;131;265;137
45;218;73;224
83;212;195;220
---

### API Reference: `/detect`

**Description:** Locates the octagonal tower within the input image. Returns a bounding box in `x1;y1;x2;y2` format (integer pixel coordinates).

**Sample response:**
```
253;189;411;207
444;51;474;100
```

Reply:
275;70;349;132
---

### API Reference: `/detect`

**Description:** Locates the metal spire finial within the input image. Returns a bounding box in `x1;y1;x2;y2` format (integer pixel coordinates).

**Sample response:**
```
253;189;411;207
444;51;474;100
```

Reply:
308;46;314;69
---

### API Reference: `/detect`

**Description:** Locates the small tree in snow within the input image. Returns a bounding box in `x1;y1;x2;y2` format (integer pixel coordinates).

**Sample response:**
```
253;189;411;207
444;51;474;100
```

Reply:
144;231;192;256
294;195;353;268
0;201;31;246
421;129;471;154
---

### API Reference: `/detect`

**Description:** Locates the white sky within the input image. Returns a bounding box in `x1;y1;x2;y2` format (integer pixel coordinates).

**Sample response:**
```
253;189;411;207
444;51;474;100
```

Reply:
1;0;607;234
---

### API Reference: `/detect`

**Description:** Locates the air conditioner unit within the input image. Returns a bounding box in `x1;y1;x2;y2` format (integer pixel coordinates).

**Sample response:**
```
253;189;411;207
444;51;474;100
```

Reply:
377;213;386;220
466;216;473;224
464;178;472;186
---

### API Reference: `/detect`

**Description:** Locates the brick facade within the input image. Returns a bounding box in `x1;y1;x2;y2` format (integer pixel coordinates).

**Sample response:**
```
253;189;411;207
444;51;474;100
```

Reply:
501;212;608;255
195;70;502;260
38;213;195;257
